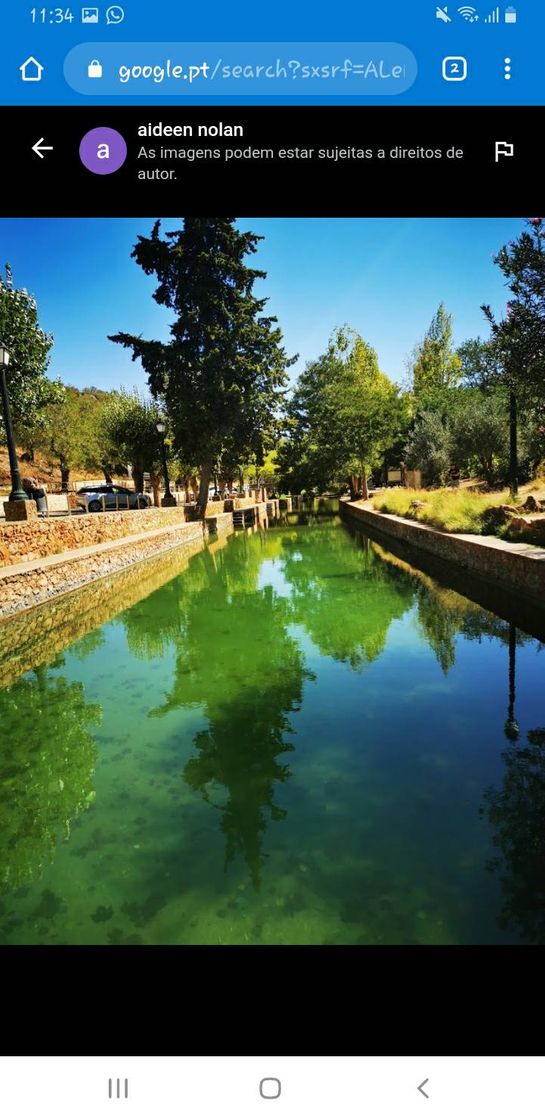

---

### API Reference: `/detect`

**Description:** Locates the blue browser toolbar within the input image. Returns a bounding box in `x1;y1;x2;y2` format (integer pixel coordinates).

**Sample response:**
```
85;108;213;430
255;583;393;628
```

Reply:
2;0;541;104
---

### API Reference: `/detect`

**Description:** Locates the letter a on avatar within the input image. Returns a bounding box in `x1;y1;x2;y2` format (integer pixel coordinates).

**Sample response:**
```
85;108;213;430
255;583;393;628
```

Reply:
97;143;110;159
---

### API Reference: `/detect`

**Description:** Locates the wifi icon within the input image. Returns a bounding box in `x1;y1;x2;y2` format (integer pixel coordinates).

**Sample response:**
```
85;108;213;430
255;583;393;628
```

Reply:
458;5;479;19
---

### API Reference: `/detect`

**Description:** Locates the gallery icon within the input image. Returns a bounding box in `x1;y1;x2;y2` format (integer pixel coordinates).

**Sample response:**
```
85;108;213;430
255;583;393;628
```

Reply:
19;56;44;81
81;7;99;21
442;55;468;81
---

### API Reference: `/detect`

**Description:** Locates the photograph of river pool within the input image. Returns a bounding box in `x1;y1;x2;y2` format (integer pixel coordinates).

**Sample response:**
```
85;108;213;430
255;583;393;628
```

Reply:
1;507;544;945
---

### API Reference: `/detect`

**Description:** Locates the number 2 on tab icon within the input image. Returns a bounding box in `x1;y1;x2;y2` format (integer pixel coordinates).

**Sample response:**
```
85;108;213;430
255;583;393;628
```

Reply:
442;56;468;81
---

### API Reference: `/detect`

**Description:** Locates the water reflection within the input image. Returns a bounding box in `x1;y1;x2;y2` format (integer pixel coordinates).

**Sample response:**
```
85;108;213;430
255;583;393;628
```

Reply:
0;517;544;942
0;665;100;890
482;727;545;943
145;539;312;887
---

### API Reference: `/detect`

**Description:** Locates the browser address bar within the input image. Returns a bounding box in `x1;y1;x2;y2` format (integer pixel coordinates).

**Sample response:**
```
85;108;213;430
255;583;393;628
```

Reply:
64;42;418;95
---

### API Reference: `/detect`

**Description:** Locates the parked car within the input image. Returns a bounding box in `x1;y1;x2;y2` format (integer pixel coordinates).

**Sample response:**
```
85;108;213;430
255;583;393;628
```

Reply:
77;485;152;513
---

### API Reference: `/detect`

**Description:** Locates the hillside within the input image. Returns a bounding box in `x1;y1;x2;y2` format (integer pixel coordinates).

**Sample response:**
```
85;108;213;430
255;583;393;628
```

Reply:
0;447;108;493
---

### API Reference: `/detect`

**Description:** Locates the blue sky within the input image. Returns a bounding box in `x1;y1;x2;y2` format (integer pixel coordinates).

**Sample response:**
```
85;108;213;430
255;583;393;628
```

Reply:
0;217;523;393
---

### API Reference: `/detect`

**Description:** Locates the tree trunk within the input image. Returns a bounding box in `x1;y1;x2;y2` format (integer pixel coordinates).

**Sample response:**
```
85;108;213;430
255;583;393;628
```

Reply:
509;389;518;498
361;474;369;500
103;464;114;484
479;456;494;489
150;471;161;507
349;474;358;500
60;464;70;492
197;464;212;517
132;466;144;494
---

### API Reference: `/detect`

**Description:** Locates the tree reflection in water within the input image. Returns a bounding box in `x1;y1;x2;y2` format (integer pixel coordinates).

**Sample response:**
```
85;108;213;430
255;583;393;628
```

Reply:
0;665;100;890
482;727;545;944
147;535;312;888
281;525;413;668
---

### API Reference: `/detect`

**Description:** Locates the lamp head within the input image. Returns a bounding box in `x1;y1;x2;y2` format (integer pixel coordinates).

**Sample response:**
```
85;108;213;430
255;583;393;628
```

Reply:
0;342;10;367
156;421;166;434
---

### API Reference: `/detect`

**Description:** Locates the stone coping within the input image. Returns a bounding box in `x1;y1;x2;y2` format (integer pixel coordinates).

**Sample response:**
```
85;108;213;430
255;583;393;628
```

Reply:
341;500;545;606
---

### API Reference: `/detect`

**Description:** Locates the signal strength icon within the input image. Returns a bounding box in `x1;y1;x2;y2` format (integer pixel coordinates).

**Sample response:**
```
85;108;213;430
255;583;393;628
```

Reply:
485;5;500;20
458;5;479;21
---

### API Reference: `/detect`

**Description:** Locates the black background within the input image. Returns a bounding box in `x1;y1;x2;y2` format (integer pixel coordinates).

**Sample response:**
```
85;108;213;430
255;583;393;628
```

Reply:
0;106;538;214
2;102;541;1058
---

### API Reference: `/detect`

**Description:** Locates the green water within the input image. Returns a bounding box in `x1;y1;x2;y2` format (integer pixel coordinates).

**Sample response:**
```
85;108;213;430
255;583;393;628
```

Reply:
1;511;545;945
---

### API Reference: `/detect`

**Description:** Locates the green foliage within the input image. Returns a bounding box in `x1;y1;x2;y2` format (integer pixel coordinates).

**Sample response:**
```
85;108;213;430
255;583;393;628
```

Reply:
409;303;462;410
37;386;110;487
403;410;452;486
279;327;405;493
373;485;509;534
450;388;510;485
110;219;295;508
101;387;164;492
484;218;545;411
0;264;62;436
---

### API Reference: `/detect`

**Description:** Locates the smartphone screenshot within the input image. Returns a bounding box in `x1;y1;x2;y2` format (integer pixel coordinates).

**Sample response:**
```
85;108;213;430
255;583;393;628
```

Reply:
0;0;543;1075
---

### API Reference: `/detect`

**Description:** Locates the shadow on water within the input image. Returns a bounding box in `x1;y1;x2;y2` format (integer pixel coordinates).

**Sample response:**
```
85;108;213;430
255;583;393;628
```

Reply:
0;511;545;943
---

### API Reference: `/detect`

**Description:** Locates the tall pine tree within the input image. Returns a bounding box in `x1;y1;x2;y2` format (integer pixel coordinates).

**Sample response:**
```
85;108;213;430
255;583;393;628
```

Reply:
110;219;295;512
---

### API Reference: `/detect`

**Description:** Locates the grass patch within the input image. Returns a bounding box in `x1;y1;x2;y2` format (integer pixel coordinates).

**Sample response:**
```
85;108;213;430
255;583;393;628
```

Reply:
372;487;510;534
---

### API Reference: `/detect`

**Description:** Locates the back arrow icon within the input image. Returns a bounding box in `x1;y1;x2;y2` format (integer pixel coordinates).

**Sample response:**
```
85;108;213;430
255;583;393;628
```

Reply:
418;1079;429;1099
32;137;54;158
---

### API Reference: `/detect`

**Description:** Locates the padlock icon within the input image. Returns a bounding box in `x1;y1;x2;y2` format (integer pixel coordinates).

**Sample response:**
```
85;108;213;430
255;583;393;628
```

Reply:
88;59;103;78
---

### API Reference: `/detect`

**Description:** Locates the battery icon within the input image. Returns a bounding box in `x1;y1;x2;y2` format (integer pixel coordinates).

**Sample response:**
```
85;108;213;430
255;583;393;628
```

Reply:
505;6;517;21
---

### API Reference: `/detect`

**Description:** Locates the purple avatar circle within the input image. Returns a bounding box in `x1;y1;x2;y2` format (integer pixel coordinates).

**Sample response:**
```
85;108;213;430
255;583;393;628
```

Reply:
79;127;127;174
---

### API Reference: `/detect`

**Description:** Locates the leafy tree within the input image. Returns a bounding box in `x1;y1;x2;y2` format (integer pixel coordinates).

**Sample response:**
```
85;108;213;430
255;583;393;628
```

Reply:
101;387;166;496
409;303;462;411
0;264;62;438
109;219;295;513
403;410;453;486
38;387;107;490
325;329;403;498
279;328;402;498
481;218;545;494
451;388;509;486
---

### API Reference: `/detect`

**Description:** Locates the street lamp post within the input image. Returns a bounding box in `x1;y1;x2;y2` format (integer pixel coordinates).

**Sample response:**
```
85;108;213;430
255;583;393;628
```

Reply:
0;341;29;503
156;421;176;507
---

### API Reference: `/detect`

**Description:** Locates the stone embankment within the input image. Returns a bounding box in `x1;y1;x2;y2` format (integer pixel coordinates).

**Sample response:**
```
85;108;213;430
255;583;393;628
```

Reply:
341;500;545;607
0;499;279;621
0;509;234;619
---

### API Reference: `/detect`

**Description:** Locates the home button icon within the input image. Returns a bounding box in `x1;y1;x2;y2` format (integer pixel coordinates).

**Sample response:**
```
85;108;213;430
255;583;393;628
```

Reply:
20;56;45;82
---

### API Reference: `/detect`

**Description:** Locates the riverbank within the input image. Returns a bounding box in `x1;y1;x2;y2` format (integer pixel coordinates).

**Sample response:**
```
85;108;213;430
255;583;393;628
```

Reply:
341;499;545;608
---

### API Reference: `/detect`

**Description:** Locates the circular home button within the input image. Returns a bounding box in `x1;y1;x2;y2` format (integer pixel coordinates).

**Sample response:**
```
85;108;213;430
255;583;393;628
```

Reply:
260;1078;281;1100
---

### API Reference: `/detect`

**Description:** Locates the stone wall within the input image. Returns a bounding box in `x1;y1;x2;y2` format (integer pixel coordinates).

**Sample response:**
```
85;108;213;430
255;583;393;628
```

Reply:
341;501;545;607
0;506;189;566
0;529;232;690
0;512;234;621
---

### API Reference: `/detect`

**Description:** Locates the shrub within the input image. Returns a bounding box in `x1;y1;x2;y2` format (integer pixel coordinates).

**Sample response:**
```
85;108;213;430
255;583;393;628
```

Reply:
373;487;509;534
